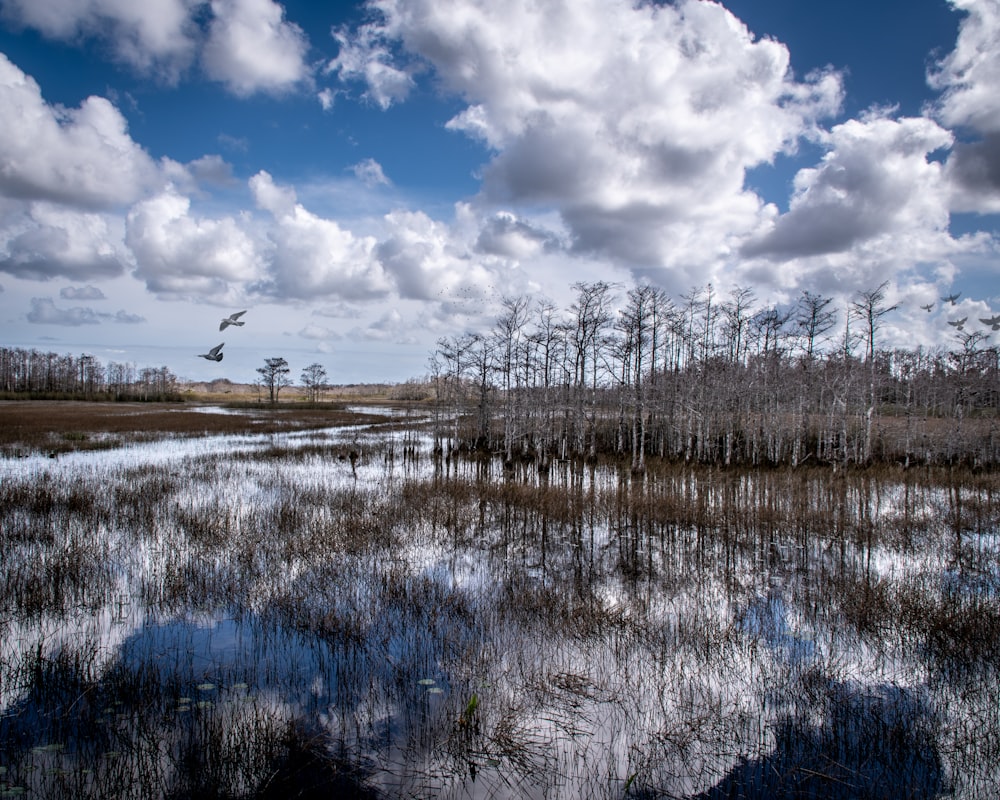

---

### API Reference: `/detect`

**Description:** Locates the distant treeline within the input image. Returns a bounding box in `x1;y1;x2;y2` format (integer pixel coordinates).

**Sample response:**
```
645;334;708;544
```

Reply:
0;347;181;401
428;282;1000;469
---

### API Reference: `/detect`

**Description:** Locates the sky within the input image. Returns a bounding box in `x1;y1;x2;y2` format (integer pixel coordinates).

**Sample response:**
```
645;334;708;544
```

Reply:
0;0;998;385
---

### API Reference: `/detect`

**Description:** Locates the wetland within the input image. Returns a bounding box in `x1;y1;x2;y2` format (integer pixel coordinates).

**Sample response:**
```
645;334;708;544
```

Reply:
1;401;999;799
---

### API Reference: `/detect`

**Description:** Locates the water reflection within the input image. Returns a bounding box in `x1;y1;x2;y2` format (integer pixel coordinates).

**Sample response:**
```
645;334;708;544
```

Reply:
1;425;998;798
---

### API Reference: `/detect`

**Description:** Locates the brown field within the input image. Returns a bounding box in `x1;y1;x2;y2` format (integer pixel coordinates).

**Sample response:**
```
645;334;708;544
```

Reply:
0;400;403;455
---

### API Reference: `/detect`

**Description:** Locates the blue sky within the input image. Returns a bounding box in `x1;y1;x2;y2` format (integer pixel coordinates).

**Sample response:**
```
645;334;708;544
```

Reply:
0;0;998;385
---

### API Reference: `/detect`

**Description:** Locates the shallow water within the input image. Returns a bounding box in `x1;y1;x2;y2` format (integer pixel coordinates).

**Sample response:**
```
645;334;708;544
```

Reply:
1;424;998;798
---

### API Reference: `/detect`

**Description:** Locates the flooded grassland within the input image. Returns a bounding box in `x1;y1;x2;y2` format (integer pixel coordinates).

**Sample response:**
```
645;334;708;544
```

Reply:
1;404;999;799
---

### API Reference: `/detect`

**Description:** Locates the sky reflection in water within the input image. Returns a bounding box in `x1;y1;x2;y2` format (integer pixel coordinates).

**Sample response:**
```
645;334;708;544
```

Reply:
1;420;997;799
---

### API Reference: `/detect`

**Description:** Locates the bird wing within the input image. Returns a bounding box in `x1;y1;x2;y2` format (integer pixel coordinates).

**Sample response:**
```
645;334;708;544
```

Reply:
219;320;229;331
210;342;225;356
230;310;247;321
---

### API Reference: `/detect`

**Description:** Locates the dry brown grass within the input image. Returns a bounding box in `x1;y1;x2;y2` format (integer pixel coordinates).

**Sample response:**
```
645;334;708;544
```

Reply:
0;400;396;454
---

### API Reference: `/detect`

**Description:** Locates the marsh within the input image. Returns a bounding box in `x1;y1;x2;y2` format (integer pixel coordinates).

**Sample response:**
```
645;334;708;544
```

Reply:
1;403;998;798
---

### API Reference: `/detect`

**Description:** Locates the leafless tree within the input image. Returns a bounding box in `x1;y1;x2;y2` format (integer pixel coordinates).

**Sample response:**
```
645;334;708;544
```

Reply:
795;290;837;361
301;362;327;403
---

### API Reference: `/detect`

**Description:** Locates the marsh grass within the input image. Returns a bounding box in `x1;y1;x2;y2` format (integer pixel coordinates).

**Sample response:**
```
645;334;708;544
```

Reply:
0;401;390;457
1;414;999;798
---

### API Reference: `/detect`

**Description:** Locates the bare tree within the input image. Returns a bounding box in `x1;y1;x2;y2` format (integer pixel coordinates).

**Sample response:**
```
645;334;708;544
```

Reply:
720;285;756;365
850;282;899;462
301;362;327;403
795;290;837;361
257;357;291;404
851;281;898;364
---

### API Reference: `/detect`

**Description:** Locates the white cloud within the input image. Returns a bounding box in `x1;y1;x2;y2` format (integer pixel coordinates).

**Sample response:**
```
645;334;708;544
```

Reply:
355;307;417;342
249;171;391;300
27;296;101;325
298;322;341;341
327;22;415;108
377;207;498;301
126;186;265;298
335;0;843;286
0;53;162;208
475;211;560;259
929;0;1000;211
2;0;312;94
249;169;297;216
60;284;106;300
742;114;954;260
351;158;391;187
930;0;1000;134
317;87;336;110
0;0;201;81
25;296;145;325
202;0;311;95
0;202;130;280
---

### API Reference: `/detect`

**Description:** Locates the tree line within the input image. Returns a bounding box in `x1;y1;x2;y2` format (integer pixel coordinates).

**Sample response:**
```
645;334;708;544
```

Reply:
0;347;179;401
428;281;1000;469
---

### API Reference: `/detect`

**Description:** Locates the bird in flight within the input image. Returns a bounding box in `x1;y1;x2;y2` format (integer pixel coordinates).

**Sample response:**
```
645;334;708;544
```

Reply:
220;310;247;331
947;318;967;330
198;343;225;361
980;315;1000;331
920;303;934;312
941;293;960;305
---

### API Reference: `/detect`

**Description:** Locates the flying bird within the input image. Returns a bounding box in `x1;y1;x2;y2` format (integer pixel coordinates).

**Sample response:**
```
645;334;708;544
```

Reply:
980;315;1000;331
941;293;960;305
220;310;247;331
920;303;934;312
198;342;225;361
948;318;967;330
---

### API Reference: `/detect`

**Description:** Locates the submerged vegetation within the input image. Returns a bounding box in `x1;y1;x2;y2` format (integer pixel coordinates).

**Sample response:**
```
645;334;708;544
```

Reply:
1;403;998;798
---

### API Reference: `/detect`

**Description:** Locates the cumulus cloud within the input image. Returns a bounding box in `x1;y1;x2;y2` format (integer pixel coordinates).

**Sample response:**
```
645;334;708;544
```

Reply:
202;0;310;95
327;22;415;108
249;169;297;216
126;185;265;297
377;207;498;301
355;307;418;343
298;322;341;341
331;0;843;285
930;0;1000;134
60;285;106;300
929;0;1000;210
27;297;101;325
112;309;145;323
0;53;162;208
475;211;561;259
26;296;145;324
1;0;311;94
249;170;391;300
351;158;391;187
742;115;954;260
0;0;200;81
0;202;130;280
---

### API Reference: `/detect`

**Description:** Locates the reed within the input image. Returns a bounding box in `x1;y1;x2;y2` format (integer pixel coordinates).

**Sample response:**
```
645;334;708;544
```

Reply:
1;412;998;798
